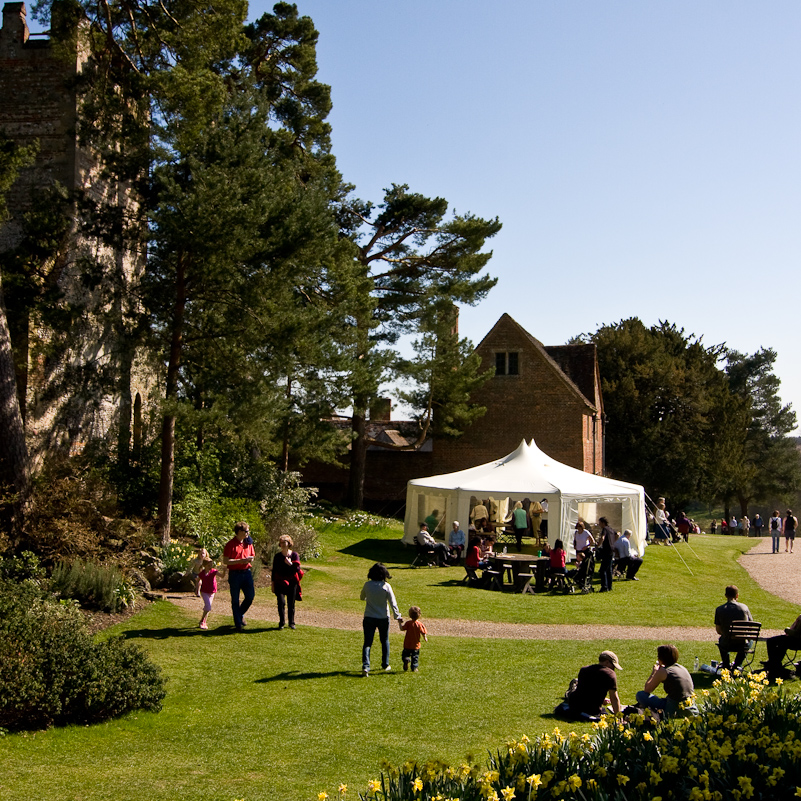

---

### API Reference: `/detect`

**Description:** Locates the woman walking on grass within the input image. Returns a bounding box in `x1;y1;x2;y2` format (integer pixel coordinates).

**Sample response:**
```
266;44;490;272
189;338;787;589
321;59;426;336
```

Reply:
271;535;302;630
360;563;403;677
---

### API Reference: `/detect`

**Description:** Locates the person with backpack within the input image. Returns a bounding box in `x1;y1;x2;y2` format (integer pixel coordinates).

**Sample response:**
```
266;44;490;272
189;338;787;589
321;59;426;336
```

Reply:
770;510;782;554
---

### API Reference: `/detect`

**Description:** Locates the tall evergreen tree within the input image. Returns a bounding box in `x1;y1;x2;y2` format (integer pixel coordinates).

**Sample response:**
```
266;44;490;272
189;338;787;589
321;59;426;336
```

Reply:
40;0;349;539
723;348;801;514
339;184;501;508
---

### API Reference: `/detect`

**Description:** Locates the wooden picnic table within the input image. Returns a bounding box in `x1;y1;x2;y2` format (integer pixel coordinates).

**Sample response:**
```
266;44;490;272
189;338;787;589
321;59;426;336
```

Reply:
488;553;550;592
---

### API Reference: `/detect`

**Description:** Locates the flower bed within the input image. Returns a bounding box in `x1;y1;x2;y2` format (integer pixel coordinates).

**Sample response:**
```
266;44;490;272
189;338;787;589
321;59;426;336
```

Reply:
321;672;801;801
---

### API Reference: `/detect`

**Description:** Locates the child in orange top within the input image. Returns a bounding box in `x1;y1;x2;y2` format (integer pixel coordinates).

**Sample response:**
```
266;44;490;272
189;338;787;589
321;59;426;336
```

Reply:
399;606;428;672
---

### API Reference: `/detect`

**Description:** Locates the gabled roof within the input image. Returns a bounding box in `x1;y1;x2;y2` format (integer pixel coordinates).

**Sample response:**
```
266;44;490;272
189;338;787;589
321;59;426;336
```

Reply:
474;313;598;412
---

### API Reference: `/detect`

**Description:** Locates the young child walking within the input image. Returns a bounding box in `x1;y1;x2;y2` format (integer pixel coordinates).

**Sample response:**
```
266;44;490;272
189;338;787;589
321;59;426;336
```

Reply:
191;547;209;597
198;558;218;630
399;606;428;672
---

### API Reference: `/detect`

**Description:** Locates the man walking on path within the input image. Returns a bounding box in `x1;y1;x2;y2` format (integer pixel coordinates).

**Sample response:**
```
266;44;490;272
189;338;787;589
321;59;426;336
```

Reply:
223;521;255;631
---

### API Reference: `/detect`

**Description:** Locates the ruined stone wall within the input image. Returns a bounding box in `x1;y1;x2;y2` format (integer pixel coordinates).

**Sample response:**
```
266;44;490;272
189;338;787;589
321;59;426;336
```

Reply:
0;2;153;467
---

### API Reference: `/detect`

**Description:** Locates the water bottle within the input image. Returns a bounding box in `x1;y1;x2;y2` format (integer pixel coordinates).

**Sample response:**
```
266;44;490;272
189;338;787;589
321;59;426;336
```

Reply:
503;545;507;554
694;656;699;671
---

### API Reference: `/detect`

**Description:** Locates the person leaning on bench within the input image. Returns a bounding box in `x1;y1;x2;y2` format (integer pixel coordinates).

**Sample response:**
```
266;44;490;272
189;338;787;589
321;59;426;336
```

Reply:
714;584;753;671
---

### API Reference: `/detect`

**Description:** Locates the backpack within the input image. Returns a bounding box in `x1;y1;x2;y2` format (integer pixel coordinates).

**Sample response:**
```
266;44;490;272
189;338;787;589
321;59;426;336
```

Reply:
771;518;780;531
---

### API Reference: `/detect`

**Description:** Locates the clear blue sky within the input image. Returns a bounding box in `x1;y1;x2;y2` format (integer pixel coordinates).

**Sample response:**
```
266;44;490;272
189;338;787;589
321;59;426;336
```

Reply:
251;0;801;430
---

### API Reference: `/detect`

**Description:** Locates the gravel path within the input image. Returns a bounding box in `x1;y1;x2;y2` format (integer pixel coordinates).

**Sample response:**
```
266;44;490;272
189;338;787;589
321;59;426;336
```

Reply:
168;537;796;641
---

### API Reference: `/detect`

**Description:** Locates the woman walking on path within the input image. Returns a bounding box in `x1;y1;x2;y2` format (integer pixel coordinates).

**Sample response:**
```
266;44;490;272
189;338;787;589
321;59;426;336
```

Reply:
784;510;797;553
360;563;403;676
271;535;302;630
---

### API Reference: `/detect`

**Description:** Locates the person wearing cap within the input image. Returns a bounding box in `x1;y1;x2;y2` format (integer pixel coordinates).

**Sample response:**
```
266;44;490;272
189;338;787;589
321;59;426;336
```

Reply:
636;644;697;717
567;651;622;719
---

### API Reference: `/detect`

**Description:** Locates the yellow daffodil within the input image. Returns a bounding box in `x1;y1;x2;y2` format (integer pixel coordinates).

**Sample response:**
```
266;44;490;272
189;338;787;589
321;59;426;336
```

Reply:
526;773;542;788
318;793;329;801
338;784;347;797
413;778;423;793
500;786;516;801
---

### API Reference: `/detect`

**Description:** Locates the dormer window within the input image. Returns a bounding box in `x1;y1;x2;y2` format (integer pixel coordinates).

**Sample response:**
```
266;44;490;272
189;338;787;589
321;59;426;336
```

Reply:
495;351;519;375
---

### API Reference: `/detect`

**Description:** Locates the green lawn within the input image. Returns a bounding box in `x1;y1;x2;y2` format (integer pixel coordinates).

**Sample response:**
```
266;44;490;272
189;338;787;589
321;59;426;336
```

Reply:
1;520;797;801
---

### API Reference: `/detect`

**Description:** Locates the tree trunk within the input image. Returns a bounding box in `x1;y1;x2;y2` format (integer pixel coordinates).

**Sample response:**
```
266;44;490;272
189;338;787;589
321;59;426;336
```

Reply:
156;257;186;545
346;408;367;509
0;271;30;539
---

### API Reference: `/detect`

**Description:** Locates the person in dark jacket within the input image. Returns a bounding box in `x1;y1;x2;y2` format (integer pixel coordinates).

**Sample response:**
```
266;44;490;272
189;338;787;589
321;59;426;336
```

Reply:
271;535;302;630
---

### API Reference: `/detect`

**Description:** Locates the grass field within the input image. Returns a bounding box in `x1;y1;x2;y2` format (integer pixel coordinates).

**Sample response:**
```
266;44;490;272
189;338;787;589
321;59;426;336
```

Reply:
1;520;797;801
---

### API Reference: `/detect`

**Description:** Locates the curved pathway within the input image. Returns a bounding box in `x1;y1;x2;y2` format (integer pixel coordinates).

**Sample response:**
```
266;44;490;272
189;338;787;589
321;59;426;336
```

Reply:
169;538;795;641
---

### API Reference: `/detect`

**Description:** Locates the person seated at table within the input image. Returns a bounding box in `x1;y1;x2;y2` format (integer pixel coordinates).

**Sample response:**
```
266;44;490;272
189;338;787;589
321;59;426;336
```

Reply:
480;534;496;558
465;536;489;571
448;520;466;561
573;521;595;564
416;523;450;567
636;644;697;718
549;539;567;583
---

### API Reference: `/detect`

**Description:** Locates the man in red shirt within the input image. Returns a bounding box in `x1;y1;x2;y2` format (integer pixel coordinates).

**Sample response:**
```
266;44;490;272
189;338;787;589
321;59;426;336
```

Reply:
223;521;255;631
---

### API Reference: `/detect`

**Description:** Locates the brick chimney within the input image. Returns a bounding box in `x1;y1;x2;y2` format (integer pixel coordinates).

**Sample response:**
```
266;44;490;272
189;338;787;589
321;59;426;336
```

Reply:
369;398;392;422
1;3;29;56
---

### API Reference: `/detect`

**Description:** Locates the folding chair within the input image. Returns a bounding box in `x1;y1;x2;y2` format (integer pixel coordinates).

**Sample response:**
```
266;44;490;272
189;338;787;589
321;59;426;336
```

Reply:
722;620;762;671
411;536;436;567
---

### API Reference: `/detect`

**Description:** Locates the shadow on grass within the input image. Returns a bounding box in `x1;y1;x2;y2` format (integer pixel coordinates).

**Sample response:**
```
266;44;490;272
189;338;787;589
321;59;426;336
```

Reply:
256;670;364;682
122;625;278;640
339;538;414;566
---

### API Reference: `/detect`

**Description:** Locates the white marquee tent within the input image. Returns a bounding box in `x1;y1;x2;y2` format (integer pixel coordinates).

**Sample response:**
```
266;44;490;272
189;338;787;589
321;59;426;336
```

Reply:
404;440;647;557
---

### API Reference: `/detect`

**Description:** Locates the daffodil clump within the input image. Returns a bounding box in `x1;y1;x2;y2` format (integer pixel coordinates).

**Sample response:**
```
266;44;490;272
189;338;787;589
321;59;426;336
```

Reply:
318;672;801;800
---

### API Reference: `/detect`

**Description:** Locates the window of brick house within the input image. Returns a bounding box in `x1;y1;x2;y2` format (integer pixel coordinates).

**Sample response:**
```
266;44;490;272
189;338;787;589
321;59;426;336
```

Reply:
495;352;519;375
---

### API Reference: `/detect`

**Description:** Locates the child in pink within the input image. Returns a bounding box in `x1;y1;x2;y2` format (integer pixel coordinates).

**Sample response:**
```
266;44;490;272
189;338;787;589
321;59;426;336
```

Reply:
399;606;428;672
198;558;218;630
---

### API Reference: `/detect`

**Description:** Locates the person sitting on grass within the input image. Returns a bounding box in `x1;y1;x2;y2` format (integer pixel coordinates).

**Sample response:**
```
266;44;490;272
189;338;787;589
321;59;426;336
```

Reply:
399;606;428;672
636;644;697;718
561;650;622;721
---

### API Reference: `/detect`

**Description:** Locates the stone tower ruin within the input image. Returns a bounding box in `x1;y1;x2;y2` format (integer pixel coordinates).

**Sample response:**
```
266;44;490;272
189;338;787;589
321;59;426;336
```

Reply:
0;1;151;468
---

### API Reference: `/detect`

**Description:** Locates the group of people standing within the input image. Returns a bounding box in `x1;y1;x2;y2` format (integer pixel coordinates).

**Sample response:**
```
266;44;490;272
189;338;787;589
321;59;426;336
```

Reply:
192;522;303;632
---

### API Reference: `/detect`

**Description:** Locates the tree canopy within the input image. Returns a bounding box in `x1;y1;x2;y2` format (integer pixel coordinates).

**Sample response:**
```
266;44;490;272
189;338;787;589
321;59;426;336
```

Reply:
580;318;800;514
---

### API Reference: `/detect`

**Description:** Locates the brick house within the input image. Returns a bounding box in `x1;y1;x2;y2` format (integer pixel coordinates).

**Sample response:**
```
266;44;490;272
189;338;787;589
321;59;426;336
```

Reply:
432;313;604;476
303;313;605;511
